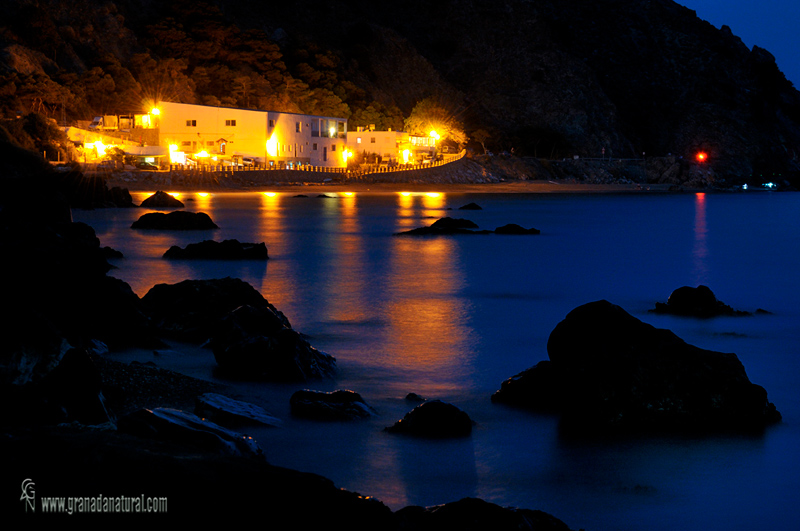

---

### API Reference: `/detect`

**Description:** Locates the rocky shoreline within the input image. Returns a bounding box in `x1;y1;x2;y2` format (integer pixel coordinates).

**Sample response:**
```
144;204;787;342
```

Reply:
2;158;783;526
0;161;580;528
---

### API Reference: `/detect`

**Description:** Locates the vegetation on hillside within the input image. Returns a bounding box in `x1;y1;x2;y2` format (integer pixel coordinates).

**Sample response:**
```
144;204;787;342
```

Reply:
1;0;799;181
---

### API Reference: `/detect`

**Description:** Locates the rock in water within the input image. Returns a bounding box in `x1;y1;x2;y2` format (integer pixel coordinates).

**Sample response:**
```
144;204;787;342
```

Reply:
290;390;376;420
140;190;185;209
395;217;490;235
652;285;751;317
493;300;781;434
457;202;483;210
210;304;336;381
141;277;291;342
385;400;473;437
118;407;264;459
431;217;479;230
163;239;269;260
494;223;541;235
131;211;218;230
195;393;282;428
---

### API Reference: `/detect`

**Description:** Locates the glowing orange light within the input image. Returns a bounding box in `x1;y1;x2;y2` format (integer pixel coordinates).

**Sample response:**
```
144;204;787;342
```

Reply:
399;191;412;197
266;133;278;157
696;151;708;163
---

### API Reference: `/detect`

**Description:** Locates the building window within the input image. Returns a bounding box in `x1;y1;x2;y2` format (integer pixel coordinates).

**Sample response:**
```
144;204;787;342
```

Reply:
296;122;301;132
186;120;196;127
181;141;192;147
357;137;362;144
331;144;336;152
370;137;376;144
207;141;215;146
313;143;318;151
225;119;236;126
268;119;275;128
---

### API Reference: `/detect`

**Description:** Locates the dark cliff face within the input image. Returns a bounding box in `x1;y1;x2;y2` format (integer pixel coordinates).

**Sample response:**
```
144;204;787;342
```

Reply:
259;0;799;178
2;0;799;180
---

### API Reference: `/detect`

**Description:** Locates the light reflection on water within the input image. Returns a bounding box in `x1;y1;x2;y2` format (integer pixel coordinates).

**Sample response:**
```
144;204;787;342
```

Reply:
74;191;800;531
692;192;709;286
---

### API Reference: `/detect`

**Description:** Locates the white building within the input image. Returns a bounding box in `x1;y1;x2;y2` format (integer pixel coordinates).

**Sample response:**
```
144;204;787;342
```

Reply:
346;127;437;165
146;102;349;168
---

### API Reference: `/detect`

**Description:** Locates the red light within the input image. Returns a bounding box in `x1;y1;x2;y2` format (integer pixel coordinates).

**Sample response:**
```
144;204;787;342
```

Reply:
696;151;708;163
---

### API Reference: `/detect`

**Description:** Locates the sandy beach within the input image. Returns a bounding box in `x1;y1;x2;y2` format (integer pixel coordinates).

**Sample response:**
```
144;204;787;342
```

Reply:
105;176;679;195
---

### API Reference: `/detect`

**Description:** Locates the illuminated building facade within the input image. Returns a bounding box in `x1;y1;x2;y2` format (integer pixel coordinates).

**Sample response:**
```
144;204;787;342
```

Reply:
346;127;437;165
146;102;348;168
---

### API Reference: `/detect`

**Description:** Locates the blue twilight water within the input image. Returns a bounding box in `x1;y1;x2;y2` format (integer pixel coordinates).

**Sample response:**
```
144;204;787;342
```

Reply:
74;190;800;530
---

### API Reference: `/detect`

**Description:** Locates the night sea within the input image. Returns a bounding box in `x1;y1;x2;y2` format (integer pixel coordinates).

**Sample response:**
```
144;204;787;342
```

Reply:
74;190;800;531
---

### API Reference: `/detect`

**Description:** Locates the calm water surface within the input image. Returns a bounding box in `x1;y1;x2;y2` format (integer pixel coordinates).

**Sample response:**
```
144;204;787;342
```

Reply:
75;190;800;530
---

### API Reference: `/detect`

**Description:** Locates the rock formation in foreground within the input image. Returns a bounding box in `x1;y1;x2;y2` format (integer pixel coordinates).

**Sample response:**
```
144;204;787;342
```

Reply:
493;300;781;434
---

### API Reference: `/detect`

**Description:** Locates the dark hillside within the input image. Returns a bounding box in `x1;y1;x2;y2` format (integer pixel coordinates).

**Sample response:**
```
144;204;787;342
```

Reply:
1;0;798;182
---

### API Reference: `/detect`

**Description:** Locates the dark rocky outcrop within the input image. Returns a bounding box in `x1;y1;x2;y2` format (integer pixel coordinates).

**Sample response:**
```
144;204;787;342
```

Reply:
118;407;265;459
2;425;392;527
131;211;219;230
163;239;269;260
457;202;483;210
494;223;541;235
141;277;290;342
195;392;283;428
395;497;574;531
2;345;113;426
385;400;473;437
140;190;186;209
290;389;376;420
652;285;751;317
395;217;490;235
492;300;781;434
209;304;336;381
397;217;540;236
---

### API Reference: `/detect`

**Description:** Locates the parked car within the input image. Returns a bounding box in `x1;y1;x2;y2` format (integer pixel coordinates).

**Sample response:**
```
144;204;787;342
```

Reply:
136;162;159;171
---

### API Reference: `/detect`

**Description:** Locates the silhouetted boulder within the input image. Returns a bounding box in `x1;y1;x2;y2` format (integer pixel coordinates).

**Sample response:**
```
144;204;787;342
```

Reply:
385;400;473;437
457;202;483;210
131;210;218;230
395;497;574;531
494;223;541;235
213;326;336;381
140;190;185;209
493;300;781;434
118;407;264;459
652;285;751;317
209;304;336;381
141;277;290;342
395;217;490;235
163;239;269;260
432;217;479;230
211;307;334;381
195;393;282;428
290;389;376;420
1;343;113;426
